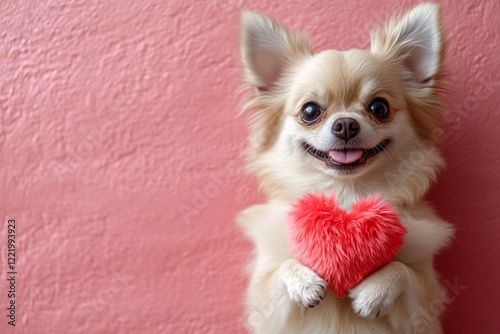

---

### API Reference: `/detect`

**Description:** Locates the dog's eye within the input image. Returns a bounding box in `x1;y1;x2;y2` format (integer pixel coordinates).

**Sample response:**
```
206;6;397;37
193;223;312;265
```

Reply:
368;98;390;120
300;102;323;124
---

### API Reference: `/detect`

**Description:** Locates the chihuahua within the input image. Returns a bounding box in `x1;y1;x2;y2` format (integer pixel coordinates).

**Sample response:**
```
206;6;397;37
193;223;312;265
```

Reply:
237;3;454;334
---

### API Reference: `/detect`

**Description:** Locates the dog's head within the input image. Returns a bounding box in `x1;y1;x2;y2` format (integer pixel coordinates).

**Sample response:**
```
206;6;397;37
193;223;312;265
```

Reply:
239;3;446;203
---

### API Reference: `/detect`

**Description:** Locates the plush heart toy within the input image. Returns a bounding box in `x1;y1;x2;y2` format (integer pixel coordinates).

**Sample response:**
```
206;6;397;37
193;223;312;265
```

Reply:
287;193;406;297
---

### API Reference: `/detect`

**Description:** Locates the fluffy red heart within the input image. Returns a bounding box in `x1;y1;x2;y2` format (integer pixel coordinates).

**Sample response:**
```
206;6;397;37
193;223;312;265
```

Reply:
287;193;406;297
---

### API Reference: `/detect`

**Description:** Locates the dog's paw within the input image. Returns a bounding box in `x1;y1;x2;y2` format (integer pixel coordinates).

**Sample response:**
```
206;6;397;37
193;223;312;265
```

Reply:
349;280;397;318
279;259;327;308
349;263;405;318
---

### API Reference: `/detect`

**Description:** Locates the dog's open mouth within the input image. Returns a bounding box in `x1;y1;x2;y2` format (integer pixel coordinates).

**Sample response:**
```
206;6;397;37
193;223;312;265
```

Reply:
303;139;391;170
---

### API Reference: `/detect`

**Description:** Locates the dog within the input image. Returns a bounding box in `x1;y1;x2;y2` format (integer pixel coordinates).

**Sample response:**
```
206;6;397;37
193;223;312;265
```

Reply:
236;3;454;333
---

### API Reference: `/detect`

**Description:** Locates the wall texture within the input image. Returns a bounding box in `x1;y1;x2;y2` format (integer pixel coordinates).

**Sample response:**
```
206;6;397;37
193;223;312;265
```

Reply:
0;0;498;333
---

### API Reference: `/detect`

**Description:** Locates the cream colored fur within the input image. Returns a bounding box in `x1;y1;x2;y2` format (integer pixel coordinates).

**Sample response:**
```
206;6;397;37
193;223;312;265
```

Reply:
237;3;454;333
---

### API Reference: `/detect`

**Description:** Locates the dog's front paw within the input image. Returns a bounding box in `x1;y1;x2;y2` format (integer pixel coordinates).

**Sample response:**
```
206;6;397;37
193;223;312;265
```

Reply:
279;258;327;308
349;262;406;318
349;279;397;318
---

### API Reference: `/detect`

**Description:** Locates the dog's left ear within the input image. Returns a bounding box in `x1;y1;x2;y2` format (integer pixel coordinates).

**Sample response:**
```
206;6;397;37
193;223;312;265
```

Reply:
370;3;444;86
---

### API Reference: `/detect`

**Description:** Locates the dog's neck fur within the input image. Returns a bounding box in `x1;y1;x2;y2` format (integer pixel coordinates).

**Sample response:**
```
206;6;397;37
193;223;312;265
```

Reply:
247;136;443;210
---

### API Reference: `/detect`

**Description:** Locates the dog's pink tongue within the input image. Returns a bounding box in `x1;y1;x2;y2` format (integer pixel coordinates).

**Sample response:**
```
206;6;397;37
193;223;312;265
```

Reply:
329;150;363;164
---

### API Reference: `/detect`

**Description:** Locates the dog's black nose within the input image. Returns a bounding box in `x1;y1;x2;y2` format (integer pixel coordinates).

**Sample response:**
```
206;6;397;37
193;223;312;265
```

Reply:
332;118;360;142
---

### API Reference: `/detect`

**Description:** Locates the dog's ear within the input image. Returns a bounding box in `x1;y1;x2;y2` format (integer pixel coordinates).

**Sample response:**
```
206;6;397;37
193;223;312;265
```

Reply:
240;11;311;93
370;3;444;86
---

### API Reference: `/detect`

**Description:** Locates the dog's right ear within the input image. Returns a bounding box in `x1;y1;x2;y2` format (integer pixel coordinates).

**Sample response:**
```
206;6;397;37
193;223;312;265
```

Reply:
240;11;311;93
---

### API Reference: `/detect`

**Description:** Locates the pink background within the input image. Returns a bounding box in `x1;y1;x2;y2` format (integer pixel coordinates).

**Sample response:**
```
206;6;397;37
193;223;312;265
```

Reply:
0;0;499;333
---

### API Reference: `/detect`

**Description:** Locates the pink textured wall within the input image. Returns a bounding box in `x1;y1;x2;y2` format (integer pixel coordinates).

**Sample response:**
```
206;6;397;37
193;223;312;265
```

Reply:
0;0;498;333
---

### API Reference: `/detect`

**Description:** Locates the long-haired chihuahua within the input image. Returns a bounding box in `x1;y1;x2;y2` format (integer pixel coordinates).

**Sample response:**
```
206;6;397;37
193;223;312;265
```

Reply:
237;3;454;333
